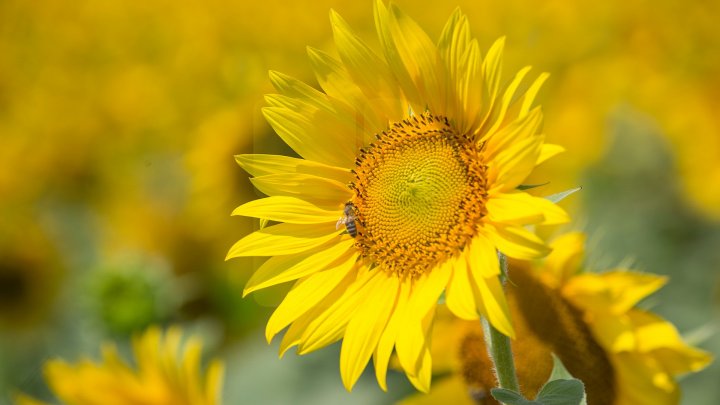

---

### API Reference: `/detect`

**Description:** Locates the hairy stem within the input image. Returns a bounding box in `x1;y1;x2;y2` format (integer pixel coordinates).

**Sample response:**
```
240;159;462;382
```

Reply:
482;252;520;397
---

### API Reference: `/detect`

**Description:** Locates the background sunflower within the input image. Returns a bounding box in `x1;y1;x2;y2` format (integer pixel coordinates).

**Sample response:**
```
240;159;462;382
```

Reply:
0;0;718;404
399;233;711;405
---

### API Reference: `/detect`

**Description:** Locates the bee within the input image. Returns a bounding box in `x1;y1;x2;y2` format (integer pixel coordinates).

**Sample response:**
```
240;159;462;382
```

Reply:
336;202;357;237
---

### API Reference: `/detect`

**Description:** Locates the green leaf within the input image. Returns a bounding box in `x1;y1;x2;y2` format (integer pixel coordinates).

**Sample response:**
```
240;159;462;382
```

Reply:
544;187;582;204
517;182;549;190
535;379;585;405
534;355;586;405
491;388;537;405
548;354;574;381
489;356;587;405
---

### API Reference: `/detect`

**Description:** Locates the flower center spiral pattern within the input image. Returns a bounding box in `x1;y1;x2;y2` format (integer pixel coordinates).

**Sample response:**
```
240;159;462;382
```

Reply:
350;112;488;277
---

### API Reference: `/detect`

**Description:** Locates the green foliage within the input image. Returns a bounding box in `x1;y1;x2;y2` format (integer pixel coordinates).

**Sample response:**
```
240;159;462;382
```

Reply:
491;355;586;405
545;187;582;204
517;182;549;190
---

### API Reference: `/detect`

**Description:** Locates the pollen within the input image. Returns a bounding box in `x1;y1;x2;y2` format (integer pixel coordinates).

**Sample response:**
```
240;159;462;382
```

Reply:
350;112;488;278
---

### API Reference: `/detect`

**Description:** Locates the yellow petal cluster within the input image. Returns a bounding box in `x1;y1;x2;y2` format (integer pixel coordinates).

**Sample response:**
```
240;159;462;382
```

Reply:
16;327;224;405
401;232;712;405
229;1;568;392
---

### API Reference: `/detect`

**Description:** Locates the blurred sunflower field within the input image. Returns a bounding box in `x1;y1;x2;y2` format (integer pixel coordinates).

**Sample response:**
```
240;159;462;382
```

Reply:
0;0;718;404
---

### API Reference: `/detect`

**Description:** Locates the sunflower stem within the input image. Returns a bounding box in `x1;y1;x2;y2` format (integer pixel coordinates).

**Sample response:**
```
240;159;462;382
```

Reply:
482;252;520;399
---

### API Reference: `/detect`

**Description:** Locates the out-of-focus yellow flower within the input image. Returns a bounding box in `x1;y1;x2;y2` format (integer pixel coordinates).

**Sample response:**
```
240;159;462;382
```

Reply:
400;232;712;405
228;1;568;393
16;326;224;405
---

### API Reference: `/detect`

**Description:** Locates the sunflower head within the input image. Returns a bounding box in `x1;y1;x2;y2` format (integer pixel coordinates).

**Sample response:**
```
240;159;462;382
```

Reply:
229;1;568;392
16;327;224;405
350;112;490;277
401;232;713;405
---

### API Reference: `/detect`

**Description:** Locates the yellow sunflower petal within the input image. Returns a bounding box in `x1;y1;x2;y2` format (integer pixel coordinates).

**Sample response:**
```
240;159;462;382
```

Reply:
243;238;355;296
329;9;404;121
614;352;681;405
478;37;505;129
265;253;358;343
401;307;436;393
484;65;532;136
486;191;545;225
467;254;515;338
537;143;565;165
628;310;713;374
467;232;500;278
298;266;379;355
340;272;399;391
373;281;411;391
531;195;570;225
445;255;478;320
397;374;475;405
544;232;586;285
226;222;341;259
268;70;331;109
592;314;637;352
482;106;543;158
385;3;447;114
406;259;452;318
231;196;340;224
250;173;351;209
262;106;356;169
486;223;550;260
306;46;385;139
487;191;569;227
373;0;421;107
437;8;479;132
205;360;225;405
234;153;352;183
489;134;544;191
395;309;426;377
563;271;667;314
278;274;354;357
518;72;550;118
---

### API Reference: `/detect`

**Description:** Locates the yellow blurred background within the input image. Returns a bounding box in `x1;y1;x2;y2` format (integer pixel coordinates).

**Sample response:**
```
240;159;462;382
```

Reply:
0;0;718;403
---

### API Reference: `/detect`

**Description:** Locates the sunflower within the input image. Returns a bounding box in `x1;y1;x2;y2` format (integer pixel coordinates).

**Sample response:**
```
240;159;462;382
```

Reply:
400;233;712;405
15;326;224;405
228;1;568;392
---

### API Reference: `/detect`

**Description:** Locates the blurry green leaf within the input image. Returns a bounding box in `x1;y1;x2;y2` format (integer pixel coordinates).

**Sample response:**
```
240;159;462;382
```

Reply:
517;182;549;190
535;380;585;405
491;388;536;404
544;187;582;204
535;355;586;405
490;356;587;405
548;354;574;381
437;291;446;304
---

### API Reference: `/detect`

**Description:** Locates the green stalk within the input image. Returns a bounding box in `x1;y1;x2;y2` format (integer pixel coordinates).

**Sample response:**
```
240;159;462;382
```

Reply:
482;252;520;396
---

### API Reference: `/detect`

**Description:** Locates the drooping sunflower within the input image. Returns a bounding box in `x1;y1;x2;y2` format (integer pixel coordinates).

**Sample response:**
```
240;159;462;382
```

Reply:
15;326;224;405
228;1;568;392
400;233;712;405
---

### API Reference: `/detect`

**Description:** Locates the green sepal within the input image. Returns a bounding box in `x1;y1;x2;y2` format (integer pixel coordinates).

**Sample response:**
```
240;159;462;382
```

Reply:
544;187;582;204
517;182;549;190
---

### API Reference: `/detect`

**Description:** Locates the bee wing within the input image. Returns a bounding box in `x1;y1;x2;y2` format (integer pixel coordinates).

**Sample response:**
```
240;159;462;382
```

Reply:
336;215;347;230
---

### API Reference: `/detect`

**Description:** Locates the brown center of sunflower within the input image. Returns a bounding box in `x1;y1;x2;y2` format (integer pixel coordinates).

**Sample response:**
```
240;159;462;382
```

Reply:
458;264;617;404
349;112;488;277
